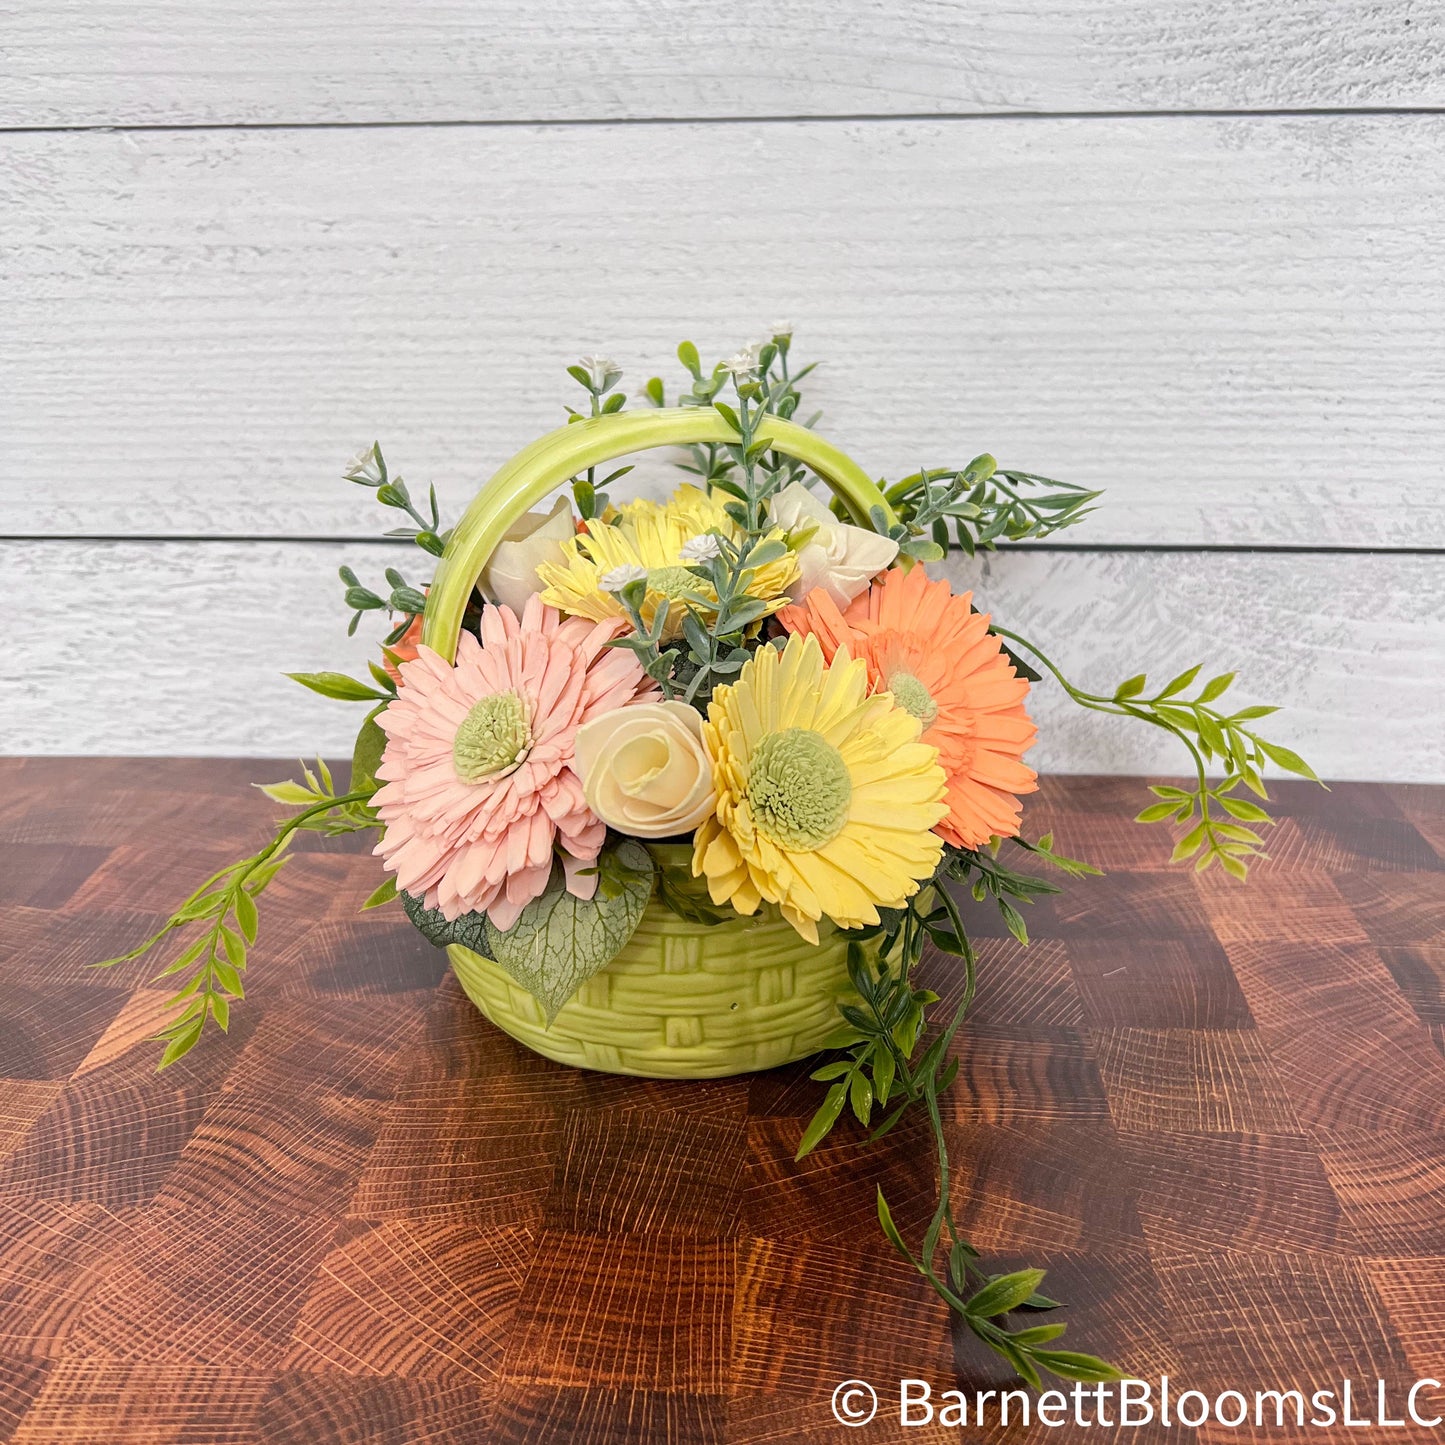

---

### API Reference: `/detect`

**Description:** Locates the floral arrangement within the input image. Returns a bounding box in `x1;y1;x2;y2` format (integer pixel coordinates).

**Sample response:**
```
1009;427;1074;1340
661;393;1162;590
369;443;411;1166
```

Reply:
103;330;1319;1388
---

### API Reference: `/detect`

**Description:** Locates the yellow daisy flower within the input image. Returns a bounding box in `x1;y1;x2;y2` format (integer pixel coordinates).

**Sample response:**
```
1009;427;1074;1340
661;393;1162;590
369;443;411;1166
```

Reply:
537;484;798;640
692;633;948;943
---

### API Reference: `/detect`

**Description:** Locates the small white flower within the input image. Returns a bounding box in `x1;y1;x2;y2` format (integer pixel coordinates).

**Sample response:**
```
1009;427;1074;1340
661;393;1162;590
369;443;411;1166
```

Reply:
346;444;376;475
577;354;622;387
600;563;648;592
767;320;794;340
721;345;761;380
679;533;722;563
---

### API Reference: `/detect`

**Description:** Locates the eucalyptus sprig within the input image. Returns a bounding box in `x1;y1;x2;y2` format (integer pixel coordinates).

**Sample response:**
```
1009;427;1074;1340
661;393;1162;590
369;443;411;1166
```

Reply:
885;459;1099;556
344;443;447;557
993;631;1323;877
94;759;379;1067
564;355;635;520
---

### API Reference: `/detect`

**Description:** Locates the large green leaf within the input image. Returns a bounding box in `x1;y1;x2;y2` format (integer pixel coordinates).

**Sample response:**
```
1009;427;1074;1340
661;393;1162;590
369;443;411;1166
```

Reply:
485;841;653;1024
399;888;493;957
285;670;389;702
350;704;388;793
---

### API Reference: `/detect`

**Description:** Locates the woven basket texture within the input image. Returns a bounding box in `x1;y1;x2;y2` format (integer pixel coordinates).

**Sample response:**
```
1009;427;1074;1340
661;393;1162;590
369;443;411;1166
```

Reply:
449;898;863;1078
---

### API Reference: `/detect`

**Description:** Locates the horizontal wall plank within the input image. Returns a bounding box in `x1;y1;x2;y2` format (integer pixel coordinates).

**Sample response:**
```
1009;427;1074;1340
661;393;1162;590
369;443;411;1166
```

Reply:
1;1;1442;128
3;118;1443;548
10;541;1440;781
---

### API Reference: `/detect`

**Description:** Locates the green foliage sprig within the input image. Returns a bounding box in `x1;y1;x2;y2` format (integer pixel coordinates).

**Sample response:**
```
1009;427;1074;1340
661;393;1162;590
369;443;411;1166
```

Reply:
940;832;1101;943
802;835;1093;1153
575;332;817;705
564;355;635;520
257;756;382;838
345;443;447;556
885;460;1099;557
705;334;813;534
340;443;446;640
94;436;440;1069
607;528;794;707
286;666;395;704
605;581;682;696
95;761;378;1067
673;534;792;706
798;843;1122;1387
992;631;1322;878
335;565;428;643
644;328;818;498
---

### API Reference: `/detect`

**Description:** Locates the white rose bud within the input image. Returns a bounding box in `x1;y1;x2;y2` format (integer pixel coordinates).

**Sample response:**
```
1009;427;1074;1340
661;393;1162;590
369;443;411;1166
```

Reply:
479;496;576;615
769;481;900;608
572;701;717;839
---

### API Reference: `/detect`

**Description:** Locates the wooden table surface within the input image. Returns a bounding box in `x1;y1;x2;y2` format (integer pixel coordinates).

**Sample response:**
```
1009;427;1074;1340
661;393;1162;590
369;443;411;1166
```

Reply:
1;761;1442;1443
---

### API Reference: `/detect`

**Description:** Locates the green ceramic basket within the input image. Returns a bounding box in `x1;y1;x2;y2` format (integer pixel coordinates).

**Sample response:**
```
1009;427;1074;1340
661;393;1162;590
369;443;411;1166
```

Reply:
420;409;899;1079
448;881;865;1078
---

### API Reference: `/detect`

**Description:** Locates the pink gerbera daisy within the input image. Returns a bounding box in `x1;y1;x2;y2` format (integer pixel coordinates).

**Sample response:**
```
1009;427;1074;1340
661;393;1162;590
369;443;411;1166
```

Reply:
372;594;657;929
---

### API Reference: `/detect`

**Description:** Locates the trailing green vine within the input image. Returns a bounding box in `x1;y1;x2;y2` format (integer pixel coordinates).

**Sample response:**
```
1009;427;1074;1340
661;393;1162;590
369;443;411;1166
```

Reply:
94;760;379;1065
991;630;1322;877
796;840;1121;1387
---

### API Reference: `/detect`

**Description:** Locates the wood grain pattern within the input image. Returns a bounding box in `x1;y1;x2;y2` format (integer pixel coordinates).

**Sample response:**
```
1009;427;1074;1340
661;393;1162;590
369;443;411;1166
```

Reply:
3;0;1442;128
0;763;1440;1441
4;118;1444;549
9;541;1441;780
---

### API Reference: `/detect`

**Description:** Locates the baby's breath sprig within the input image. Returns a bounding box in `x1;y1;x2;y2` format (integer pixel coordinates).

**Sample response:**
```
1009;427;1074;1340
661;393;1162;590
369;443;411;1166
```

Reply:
345;444;447;557
94;760;379;1068
993;631;1323;877
883;458;1099;558
706;345;808;537
564;355;634;520
644;329;819;497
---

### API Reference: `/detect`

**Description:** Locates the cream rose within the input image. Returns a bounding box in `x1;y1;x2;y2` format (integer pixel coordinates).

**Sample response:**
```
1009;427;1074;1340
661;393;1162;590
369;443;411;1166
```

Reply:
479;495;575;616
572;701;717;838
769;481;899;608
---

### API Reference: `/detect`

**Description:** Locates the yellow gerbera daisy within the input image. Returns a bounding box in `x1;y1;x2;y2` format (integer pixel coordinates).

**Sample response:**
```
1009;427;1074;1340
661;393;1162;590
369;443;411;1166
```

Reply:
537;484;798;640
692;633;948;943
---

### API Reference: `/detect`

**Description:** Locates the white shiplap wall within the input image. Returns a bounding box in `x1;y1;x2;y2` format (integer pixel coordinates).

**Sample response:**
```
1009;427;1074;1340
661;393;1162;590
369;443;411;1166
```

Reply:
2;1;1442;779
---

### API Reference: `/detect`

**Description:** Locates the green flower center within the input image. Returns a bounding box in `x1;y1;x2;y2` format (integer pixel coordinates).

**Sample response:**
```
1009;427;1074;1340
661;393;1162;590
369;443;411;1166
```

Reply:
453;691;531;783
647;565;702;601
748;727;852;852
888;670;938;726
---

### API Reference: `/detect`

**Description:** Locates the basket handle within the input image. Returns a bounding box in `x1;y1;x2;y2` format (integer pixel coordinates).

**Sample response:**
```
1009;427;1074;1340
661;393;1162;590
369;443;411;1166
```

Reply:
420;407;897;661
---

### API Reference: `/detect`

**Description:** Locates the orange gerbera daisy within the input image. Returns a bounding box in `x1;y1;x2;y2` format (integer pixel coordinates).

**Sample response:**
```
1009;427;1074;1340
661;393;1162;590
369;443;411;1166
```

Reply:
777;567;1037;848
382;610;425;682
